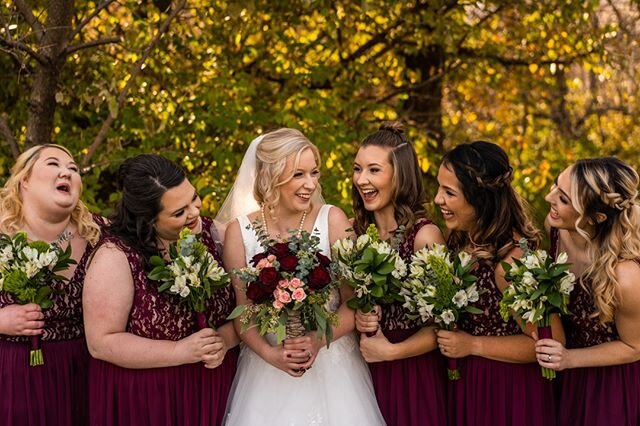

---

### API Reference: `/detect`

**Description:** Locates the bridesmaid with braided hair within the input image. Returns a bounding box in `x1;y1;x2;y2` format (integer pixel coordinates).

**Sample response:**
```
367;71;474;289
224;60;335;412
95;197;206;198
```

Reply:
434;141;562;426
352;122;447;426
536;157;640;426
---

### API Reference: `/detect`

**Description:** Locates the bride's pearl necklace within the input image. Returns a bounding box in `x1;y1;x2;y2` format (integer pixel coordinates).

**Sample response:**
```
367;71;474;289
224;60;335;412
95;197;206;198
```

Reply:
260;204;307;240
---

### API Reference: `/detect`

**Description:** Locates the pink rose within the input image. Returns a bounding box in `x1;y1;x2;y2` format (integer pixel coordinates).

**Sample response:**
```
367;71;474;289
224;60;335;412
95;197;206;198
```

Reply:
291;288;307;302
257;258;272;269
288;278;303;290
278;279;289;289
267;254;277;262
274;288;291;304
273;300;284;310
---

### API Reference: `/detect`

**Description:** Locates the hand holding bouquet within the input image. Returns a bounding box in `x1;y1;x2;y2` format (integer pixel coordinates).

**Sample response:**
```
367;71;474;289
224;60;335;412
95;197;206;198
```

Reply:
149;228;230;330
228;226;337;346
0;231;75;366
400;244;480;380
332;224;406;335
500;239;575;379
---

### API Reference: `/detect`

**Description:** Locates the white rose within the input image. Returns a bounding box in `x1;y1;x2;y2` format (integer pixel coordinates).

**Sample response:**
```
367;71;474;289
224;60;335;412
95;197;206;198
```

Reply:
452;290;468;308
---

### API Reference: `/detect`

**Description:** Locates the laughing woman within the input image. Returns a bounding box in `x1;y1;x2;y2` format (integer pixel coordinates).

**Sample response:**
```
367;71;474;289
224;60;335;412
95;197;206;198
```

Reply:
434;141;562;426
0;144;101;426
83;154;238;426
352;122;447;426
536;157;640;426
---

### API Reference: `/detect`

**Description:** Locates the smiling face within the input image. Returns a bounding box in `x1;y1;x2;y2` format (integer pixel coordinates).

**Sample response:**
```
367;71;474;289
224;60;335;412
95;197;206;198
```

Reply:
353;145;394;214
20;146;82;215
277;148;319;214
435;164;477;232
545;166;580;231
154;178;202;242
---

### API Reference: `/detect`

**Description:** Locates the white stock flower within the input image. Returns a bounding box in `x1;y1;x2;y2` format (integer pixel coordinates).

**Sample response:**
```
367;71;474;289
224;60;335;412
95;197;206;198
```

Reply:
452;290;468;308
559;272;575;295
556;252;569;264
458;251;472;269
441;309;455;325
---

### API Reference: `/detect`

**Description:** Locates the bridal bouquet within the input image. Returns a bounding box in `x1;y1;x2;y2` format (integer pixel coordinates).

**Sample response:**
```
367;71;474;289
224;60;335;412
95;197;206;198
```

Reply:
500;239;575;379
400;244;480;380
332;224;406;322
0;231;75;366
148;228;229;330
228;226;338;346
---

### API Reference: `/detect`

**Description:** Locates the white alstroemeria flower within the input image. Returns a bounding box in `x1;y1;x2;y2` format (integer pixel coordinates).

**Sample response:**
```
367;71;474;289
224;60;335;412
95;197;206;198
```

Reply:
452;289;468;308
556;252;569;265
354;282;370;298
24;261;39;278
22;246;38;262
458;251;472;269
371;241;392;256
187;273;200;287
182;255;193;269
522;271;537;286
174;275;187;289
355;234;370;251
333;238;354;256
440;309;455;325
559;272;575;295
391;257;406;279
0;245;14;264
523;255;540;269
38;251;58;268
431;244;448;259
537;250;548;263
206;263;225;281
179;286;191;297
409;263;425;279
466;284;480;303
424;285;437;298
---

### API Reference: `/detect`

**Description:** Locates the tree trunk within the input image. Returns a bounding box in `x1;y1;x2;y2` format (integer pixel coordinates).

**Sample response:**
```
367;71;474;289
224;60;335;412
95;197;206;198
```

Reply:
25;0;75;147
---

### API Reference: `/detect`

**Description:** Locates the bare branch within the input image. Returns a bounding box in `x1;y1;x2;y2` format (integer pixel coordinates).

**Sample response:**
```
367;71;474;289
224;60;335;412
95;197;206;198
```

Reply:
70;0;117;41
82;0;188;168
0;113;20;159
0;36;48;64
13;0;44;40
65;36;121;54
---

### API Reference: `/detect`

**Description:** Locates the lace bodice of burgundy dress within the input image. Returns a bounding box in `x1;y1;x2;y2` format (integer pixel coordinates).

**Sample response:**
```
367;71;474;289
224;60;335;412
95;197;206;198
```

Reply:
100;217;234;341
549;227;619;348
0;214;107;343
454;241;521;336
380;218;433;332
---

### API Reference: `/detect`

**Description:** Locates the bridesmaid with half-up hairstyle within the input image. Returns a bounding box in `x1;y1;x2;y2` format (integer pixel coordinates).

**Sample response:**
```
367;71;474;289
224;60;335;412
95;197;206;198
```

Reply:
352;122;447;426
434;141;561;426
536;157;640;426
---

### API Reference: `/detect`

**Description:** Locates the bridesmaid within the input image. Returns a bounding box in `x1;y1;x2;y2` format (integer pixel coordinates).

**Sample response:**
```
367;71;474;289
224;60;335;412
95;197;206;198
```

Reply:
434;141;562;426
352;122;447;426
83;154;239;426
0;144;102;425
536;157;640;425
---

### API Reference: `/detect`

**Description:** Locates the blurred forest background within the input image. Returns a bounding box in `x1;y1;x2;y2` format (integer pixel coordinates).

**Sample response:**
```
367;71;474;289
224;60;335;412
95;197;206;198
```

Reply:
1;0;639;230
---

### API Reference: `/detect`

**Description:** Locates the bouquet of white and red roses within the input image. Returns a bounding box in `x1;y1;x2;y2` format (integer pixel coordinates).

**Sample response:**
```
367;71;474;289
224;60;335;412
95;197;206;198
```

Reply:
500;239;575;380
228;226;338;346
148;228;230;330
0;231;75;366
332;224;406;323
400;244;480;380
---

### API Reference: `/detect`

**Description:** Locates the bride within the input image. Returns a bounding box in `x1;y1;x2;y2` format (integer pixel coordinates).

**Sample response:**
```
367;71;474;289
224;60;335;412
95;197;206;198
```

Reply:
220;128;385;425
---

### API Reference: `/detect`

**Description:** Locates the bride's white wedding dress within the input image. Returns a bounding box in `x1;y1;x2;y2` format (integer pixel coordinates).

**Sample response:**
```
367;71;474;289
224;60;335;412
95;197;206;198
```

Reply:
224;204;385;426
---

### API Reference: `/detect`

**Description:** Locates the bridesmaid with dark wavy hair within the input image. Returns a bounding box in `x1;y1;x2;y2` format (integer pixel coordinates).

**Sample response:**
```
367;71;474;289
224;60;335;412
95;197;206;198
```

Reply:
83;154;238;426
352;122;447;426
537;157;640;425
434;141;562;426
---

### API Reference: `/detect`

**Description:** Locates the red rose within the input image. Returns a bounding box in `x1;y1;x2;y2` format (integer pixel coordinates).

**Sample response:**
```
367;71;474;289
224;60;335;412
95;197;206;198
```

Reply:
279;254;299;272
316;253;331;267
308;265;332;290
251;252;267;266
246;282;269;303
259;267;280;291
270;242;290;257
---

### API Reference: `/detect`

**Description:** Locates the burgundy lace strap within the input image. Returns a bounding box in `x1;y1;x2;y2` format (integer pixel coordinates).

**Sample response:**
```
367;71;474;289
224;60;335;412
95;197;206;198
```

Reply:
549;227;560;260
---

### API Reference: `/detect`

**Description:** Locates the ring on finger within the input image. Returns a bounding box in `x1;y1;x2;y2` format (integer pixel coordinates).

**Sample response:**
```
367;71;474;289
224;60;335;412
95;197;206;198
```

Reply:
546;354;551;361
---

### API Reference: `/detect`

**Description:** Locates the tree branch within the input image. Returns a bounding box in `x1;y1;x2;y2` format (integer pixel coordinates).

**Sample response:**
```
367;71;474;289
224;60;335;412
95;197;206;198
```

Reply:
0;36;48;64
82;0;188;168
0;113;20;160
13;0;44;40
458;47;593;66
70;0;117;41
65;36;121;54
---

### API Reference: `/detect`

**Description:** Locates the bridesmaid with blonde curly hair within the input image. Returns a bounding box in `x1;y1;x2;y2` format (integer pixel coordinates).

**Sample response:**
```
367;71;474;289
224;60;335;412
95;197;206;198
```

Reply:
0;144;102;426
537;157;640;425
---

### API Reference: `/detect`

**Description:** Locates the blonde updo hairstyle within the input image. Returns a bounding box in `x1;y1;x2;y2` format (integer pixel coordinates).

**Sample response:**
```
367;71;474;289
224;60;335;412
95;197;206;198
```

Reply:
0;144;100;245
253;128;321;221
570;157;640;323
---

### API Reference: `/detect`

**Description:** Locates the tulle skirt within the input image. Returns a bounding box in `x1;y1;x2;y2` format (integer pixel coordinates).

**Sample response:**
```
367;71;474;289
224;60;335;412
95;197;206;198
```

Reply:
224;332;386;425
557;361;640;426
448;356;556;426
0;338;89;426
89;347;238;426
369;329;447;426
